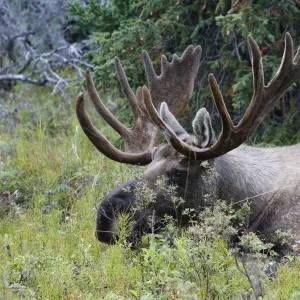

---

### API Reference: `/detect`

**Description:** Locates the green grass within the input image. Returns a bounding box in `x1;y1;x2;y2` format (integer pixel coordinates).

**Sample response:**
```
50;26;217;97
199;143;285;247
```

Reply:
1;85;300;299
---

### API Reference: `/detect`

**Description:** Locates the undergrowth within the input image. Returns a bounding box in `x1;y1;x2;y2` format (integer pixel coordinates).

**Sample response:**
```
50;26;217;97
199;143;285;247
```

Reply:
0;85;300;299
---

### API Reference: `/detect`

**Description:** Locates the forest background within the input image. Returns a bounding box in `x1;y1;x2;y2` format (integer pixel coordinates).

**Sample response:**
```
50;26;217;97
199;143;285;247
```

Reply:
1;0;300;144
0;0;300;299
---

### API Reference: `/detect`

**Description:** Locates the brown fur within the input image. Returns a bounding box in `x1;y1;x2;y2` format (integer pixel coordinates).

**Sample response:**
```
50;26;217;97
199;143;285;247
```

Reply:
144;143;300;246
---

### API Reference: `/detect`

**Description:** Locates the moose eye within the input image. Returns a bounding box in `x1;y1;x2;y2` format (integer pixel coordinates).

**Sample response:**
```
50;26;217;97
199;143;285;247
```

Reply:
172;170;186;180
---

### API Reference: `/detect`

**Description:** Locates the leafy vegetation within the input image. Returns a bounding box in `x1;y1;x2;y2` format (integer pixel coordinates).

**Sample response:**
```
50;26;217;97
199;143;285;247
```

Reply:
1;0;300;298
69;0;300;145
0;85;299;298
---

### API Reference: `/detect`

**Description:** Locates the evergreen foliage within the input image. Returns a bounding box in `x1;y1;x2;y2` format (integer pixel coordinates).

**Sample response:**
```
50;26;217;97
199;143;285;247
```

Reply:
69;0;300;145
1;3;300;296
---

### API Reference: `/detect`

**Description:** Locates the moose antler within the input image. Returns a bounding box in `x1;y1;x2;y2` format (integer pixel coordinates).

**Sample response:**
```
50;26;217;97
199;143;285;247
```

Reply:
143;33;300;160
76;46;201;165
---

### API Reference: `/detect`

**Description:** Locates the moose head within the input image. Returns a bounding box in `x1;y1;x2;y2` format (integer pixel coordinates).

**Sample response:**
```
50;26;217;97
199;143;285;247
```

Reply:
76;33;300;247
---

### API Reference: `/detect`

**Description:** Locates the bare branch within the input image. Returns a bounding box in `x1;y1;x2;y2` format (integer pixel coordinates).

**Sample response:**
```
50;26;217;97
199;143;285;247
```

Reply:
0;0;93;93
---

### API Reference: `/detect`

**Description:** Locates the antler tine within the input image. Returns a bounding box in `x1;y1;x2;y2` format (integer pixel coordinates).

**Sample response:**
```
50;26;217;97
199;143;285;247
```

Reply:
142;50;156;86
76;93;152;165
85;69;128;136
161;55;169;74
143;33;300;161
235;35;265;129
239;32;300;130
269;33;300;88
294;46;300;64
277;32;294;72
114;57;140;118
208;74;234;133
248;35;265;99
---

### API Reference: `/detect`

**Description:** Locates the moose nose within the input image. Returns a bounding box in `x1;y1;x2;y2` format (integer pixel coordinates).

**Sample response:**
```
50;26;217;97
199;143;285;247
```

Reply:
95;180;136;244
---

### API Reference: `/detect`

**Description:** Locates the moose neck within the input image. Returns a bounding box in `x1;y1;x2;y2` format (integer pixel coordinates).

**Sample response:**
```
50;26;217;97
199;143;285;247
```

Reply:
214;144;294;224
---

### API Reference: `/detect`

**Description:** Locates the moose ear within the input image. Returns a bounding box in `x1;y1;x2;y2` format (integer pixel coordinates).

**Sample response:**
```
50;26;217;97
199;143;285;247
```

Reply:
160;102;188;139
192;108;216;148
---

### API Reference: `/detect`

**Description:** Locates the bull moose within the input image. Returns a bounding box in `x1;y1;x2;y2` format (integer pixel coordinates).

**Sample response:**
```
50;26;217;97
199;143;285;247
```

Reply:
76;33;300;251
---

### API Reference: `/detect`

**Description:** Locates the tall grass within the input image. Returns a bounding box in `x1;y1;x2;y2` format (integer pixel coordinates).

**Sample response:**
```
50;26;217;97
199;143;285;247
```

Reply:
1;85;300;299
